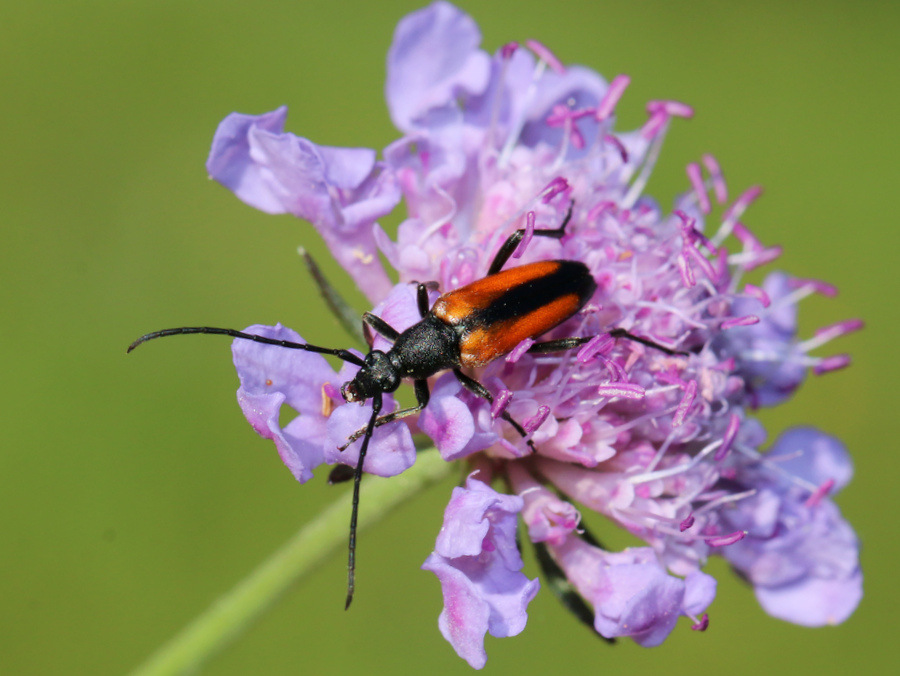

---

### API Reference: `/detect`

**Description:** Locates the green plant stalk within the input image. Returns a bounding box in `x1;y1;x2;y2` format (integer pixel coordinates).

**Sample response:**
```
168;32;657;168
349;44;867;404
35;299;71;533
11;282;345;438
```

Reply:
130;448;451;676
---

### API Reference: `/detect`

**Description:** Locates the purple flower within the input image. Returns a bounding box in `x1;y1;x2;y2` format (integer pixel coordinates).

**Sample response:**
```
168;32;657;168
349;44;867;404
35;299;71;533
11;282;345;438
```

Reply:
422;476;539;668
232;324;415;483
208;1;862;667
718;427;862;626
548;534;716;645
207;107;400;301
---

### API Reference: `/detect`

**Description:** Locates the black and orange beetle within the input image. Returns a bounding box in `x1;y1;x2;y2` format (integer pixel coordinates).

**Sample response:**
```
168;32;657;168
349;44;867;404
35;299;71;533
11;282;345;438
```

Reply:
128;204;679;607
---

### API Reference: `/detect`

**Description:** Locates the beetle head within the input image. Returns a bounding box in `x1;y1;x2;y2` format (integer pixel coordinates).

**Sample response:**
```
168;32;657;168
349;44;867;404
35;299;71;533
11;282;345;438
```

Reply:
341;350;400;403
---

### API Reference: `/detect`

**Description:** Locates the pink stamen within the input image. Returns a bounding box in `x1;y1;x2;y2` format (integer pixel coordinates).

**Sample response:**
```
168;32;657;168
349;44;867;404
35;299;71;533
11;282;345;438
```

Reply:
723;185;763;225
705;530;746;547
721;315;759;330
525;39;565;73
731;221;759;248
597;382;645;399
577;335;612;363
500;41;519;60
702;153;728;203
713;247;729;279
677;251;696;287
815;319;864;341
685;244;718;282
691;614;710;631
647;99;695;118
572;108;596;121
729;222;782;271
524;405;551;434
603;357;628;382
743;283;771;308
491;389;513;419
675;210;713;251
714;357;736;372
686;162;710;214
587;200;615;222
691;228;717;256
679;513;695;532
641;109;668;139
570;126;586;150
603;134;629;163
715;413;741;461
658;370;687;388
743;245;783;270
512;211;536;259
542;177;569;202
791;277;838;297
805;479;835;508
545;103;570;127
506;337;535;363
596;74;631;121
673;380;698;427
814;354;851;375
674;209;696;236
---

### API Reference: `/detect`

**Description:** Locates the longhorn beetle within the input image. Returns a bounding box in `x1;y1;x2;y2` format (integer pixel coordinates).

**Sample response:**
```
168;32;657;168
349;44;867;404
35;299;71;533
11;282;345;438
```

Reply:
128;203;682;608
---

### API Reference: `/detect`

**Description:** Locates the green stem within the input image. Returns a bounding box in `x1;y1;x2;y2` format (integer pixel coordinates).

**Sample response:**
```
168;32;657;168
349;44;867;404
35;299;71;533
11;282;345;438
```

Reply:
130;448;451;676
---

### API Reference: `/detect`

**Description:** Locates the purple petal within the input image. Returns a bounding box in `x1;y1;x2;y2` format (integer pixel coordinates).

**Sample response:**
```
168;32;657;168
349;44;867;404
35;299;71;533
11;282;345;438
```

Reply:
551;537;701;646
232;324;341;482
325;401;416;478
206;108;400;301
232;323;415;481
519;66;608;158
515;478;580;546
418;375;497;460
386;2;491;132
768;427;853;493
755;568;863;627
424;560;492;668
720;455;862;626
434;478;521;558
715;272;807;407
207;107;375;221
206;107;291;214
592;551;685;646
423;477;539;668
682;571;717;618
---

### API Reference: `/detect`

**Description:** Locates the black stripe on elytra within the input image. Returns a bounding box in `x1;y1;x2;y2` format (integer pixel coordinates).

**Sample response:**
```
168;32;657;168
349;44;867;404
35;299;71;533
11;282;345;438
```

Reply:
465;261;596;332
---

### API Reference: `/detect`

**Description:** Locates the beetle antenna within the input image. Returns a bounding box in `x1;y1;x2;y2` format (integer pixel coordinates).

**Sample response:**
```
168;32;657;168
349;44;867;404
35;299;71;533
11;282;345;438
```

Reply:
345;393;382;609
127;326;365;366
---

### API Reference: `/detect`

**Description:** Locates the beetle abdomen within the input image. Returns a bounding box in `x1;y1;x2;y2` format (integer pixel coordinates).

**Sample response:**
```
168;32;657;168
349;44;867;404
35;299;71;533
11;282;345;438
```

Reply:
431;260;596;367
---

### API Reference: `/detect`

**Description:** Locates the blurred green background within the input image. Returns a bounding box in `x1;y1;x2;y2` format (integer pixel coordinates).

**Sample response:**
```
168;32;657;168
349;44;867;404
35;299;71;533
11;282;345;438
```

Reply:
1;1;895;674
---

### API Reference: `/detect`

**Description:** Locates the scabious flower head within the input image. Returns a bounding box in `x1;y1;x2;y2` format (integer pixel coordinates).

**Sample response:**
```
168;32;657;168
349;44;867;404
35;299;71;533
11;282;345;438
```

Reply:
206;2;862;668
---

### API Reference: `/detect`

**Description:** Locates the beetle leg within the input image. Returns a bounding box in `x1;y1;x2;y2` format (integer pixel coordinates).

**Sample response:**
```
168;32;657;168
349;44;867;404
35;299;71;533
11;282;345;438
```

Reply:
362;312;400;342
406;279;439;318
338;379;430;450
607;328;687;356
453;369;537;453
416;283;431;318
529;330;685;356
527;336;594;354
488;200;574;275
